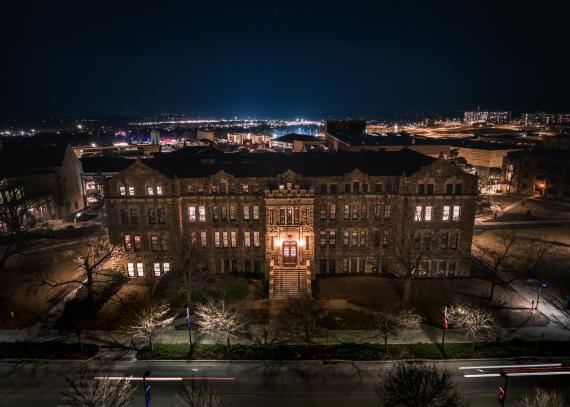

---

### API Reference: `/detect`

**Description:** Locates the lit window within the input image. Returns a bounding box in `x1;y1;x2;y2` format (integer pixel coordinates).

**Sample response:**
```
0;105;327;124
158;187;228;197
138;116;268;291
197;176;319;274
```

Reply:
128;186;135;196
119;186;126;196
215;231;221;248
253;231;260;247
154;263;161;277
452;205;460;221
136;263;144;277
415;206;423;222
223;231;229;248
384;204;391;219
229;205;236;221
443;205;450;221
198;206;206;222
242;184;249;193
200;231;207;247
344;205;350;219
127;263;135;277
163;262;170;273
253;206;259;220
86;181;96;190
243;205;250;220
330;204;336;219
151;235;160;251
231;231;237;247
189;206;196;222
147;186;154;196
425;206;432;221
124;235;132;251
156;186;163;195
244;231;251;247
134;235;141;251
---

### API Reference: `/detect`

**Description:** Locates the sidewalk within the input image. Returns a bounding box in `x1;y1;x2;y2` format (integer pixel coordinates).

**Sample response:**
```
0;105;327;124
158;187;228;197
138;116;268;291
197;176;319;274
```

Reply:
1;320;568;350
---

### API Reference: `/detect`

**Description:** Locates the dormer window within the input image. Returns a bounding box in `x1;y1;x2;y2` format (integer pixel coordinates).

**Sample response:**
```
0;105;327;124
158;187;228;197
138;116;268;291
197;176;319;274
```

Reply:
128;186;135;196
156;186;163;195
147;186;154;196
119;186;126;196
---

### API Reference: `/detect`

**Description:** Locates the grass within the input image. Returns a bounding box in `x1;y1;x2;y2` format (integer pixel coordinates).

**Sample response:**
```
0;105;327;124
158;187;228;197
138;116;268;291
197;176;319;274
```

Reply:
0;341;99;359
137;340;570;361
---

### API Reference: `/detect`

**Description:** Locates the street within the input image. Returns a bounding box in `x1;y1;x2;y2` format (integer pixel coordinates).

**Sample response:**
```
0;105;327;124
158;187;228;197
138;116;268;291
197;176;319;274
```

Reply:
1;358;570;406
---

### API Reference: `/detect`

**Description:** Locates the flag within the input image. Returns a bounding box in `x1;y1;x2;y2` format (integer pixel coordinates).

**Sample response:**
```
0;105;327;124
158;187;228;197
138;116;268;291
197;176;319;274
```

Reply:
185;304;191;331
443;305;449;329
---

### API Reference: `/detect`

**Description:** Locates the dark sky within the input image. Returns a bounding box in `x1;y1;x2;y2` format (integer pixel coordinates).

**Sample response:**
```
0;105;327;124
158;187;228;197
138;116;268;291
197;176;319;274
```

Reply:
2;0;569;118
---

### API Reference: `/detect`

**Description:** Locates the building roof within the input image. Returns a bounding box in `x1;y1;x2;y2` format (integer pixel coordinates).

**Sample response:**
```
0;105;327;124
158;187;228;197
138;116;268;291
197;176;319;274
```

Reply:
143;149;438;179
80;157;135;174
0;144;69;177
328;131;452;147
274;133;321;143
507;148;570;161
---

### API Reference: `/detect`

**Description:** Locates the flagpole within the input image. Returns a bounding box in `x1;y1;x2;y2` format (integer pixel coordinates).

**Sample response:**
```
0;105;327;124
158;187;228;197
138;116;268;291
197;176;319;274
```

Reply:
441;304;449;353
185;304;192;347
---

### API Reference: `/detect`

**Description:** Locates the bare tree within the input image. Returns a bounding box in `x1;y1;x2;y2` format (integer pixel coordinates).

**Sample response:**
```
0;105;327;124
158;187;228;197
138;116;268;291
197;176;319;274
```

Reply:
0;184;46;270
275;296;326;350
180;241;210;307
60;370;137;407
518;388;565;407
473;228;517;301
390;205;445;303
377;361;465;407
37;228;123;311
195;300;248;352
125;302;174;351
180;381;227;407
449;303;495;354
373;308;422;352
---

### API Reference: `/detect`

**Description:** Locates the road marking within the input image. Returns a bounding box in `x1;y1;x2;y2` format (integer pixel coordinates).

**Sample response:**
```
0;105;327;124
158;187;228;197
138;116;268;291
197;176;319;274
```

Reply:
95;376;235;381
459;363;561;370
464;373;502;378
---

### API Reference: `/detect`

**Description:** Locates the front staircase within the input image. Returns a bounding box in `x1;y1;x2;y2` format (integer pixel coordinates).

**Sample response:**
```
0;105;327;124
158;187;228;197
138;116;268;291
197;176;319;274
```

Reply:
272;267;309;300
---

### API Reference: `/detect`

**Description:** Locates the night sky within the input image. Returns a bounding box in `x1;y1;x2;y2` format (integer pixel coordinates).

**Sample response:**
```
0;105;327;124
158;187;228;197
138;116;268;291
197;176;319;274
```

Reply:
2;0;569;118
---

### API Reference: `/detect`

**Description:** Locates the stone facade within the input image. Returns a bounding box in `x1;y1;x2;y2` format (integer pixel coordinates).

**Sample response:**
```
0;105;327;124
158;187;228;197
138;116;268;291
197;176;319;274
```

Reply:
104;151;477;300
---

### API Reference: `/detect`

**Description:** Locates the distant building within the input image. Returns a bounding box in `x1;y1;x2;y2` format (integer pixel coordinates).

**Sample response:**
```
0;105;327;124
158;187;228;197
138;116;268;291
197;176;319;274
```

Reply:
464;111;511;125
503;149;570;200
325;120;450;157
226;133;272;146
73;143;160;158
0;144;85;228
150;130;161;145
271;133;324;152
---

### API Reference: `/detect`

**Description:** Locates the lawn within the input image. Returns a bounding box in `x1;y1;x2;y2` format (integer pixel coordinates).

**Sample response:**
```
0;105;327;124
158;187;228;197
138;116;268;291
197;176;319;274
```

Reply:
315;275;549;328
0;242;86;329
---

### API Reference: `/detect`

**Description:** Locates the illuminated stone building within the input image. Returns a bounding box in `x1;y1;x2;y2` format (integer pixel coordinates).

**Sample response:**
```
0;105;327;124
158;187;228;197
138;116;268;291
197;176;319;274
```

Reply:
105;149;477;300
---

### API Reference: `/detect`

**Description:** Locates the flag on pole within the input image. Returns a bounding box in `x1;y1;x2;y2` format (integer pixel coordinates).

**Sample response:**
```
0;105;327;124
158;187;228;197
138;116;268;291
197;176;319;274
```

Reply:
443;305;449;329
185;304;191;331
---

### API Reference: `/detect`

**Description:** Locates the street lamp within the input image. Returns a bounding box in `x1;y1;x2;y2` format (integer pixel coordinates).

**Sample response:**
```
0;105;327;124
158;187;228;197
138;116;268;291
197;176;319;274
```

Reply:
142;370;151;407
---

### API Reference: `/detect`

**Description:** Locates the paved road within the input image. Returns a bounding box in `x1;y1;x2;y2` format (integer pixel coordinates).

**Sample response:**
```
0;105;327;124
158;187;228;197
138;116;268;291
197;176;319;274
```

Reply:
1;358;569;406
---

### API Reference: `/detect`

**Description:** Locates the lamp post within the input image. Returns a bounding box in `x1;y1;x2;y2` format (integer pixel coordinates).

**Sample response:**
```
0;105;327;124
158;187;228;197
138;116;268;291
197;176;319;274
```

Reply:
536;282;548;310
142;370;151;407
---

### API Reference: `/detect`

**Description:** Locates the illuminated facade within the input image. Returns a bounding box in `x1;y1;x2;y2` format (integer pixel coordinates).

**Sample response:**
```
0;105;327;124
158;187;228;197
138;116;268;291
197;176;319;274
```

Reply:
105;150;477;300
